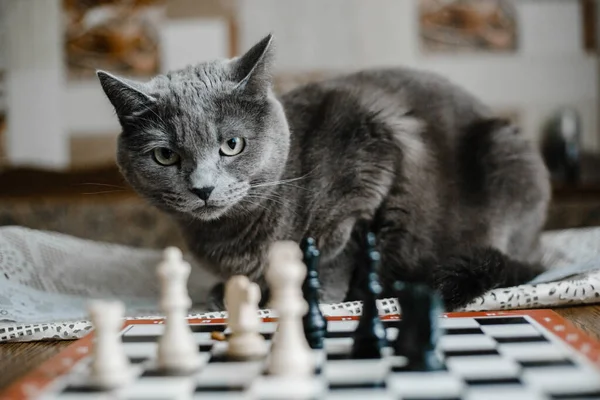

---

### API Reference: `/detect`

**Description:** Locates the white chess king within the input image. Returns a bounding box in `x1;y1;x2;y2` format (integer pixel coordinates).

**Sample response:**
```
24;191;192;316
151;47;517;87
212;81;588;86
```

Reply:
156;246;201;371
225;275;267;359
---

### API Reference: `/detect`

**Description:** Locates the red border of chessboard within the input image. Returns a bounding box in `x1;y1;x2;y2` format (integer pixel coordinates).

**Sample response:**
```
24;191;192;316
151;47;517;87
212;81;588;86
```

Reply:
2;309;599;400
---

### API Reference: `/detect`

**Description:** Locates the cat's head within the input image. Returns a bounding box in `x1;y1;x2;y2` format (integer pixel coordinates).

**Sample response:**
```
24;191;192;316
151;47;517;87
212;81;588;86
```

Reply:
97;34;290;221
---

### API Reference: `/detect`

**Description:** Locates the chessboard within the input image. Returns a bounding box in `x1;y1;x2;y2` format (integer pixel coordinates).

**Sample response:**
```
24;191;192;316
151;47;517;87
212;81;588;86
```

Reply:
2;310;600;400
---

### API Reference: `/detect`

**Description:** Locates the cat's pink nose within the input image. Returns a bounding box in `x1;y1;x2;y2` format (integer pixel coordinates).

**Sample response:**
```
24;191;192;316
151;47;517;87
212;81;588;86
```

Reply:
191;186;215;201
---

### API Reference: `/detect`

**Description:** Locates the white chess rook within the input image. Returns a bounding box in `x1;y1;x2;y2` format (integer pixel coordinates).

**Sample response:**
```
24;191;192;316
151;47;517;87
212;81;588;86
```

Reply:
225;275;267;359
266;240;314;376
156;247;201;371
88;299;131;389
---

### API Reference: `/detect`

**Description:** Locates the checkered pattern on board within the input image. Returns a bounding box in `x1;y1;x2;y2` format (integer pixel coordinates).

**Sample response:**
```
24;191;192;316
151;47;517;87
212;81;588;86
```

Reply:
44;316;600;400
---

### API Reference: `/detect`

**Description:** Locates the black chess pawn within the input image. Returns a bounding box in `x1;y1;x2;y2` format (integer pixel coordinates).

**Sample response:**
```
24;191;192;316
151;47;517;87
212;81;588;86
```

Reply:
351;233;387;359
301;237;328;349
393;281;444;371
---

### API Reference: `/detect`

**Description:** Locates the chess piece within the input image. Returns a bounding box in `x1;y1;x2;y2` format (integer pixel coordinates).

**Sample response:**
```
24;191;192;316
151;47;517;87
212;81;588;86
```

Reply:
393;281;444;371
351;232;387;359
300;237;327;349
266;240;314;376
300;237;317;261
156;247;201;372
225;275;267;359
88;300;131;388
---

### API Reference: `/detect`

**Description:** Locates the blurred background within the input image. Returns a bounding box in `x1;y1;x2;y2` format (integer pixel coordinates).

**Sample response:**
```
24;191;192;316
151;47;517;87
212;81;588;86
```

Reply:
0;0;598;250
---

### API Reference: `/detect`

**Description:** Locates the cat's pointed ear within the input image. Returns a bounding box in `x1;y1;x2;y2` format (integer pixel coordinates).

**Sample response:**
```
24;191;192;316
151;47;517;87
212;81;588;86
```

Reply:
96;70;156;117
231;34;274;96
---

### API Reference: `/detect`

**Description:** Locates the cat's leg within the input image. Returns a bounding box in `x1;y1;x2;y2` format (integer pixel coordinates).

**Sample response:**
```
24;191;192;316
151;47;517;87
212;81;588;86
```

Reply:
345;203;436;303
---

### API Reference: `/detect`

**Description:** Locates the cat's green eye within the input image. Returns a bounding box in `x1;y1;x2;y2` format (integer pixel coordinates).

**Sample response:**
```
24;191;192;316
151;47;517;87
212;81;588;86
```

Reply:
153;147;180;166
220;137;245;156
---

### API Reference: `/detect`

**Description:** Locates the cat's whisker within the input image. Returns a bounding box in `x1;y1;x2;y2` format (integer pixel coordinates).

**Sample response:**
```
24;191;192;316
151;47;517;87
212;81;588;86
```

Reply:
245;192;290;203
248;187;294;199
252;181;315;194
159;192;184;201
244;195;288;208
78;182;128;189
239;198;271;215
251;180;302;189
243;194;299;216
247;191;301;207
250;170;315;189
271;182;315;193
159;194;196;212
81;190;127;195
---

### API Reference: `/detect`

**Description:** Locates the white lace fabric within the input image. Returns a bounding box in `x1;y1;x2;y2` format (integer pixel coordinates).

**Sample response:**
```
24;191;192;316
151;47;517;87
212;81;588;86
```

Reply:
0;226;598;342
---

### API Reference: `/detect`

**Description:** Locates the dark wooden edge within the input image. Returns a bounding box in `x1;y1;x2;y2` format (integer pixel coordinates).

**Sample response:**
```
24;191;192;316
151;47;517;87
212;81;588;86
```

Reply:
1;165;599;201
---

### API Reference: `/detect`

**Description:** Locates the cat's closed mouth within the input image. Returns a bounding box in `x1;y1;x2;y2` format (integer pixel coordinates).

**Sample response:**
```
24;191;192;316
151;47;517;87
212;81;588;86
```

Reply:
193;203;230;220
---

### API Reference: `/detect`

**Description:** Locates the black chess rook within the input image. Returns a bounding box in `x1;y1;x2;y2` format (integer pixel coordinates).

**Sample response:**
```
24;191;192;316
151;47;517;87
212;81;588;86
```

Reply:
393;281;445;371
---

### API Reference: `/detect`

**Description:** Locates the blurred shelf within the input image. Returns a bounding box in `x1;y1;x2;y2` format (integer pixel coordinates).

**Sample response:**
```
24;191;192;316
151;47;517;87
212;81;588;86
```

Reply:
553;184;600;201
0;165;137;201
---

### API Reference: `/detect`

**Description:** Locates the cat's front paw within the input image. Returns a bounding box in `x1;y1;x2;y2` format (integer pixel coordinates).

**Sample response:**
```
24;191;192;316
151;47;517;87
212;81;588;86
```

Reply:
433;249;502;311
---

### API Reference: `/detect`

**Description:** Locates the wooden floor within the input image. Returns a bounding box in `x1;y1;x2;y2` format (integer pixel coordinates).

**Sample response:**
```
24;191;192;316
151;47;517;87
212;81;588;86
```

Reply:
0;305;598;391
553;304;600;341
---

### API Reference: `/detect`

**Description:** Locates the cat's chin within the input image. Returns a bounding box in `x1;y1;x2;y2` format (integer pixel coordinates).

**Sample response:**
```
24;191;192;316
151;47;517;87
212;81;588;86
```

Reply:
191;204;232;221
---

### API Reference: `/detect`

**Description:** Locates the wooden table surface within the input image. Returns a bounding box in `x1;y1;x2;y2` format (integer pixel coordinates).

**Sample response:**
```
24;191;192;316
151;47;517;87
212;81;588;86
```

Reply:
0;305;599;391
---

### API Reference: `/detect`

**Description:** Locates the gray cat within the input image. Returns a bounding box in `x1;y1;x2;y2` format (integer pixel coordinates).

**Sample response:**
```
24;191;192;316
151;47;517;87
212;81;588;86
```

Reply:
97;34;550;311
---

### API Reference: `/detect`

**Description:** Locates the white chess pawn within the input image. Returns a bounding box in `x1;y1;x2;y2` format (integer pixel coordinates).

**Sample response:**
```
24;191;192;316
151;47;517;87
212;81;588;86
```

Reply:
225;275;267;359
156;247;201;371
265;240;314;376
88;299;131;389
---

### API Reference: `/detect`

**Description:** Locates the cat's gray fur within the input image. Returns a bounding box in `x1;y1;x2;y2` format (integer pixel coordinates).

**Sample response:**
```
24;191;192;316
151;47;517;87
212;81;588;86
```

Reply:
97;34;550;310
